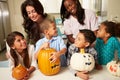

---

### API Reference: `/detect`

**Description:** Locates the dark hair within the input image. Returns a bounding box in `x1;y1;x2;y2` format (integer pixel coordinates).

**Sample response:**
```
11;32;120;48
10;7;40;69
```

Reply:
21;0;47;44
6;31;30;68
60;0;85;25
101;21;120;37
79;29;96;45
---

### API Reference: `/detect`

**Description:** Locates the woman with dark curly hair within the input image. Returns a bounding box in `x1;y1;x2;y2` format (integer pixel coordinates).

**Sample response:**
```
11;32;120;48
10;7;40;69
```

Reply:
21;0;47;44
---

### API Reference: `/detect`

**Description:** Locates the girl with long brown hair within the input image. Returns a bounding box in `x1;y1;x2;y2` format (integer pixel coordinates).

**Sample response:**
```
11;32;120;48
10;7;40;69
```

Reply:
6;31;37;80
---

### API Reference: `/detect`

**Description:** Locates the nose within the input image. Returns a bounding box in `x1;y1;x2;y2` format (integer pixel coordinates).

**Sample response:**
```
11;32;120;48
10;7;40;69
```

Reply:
68;6;72;12
29;12;34;18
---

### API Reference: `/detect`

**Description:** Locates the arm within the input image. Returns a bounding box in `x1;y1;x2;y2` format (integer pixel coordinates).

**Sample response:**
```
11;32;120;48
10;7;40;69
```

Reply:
75;71;89;80
49;48;66;63
69;66;89;80
35;42;50;59
67;35;75;44
27;66;36;74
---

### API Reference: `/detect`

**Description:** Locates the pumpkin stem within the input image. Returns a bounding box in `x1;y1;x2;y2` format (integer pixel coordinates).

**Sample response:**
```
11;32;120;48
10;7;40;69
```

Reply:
80;49;85;54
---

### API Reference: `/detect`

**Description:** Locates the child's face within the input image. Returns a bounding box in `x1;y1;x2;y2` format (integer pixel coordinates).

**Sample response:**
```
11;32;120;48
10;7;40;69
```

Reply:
47;22;58;37
12;35;27;51
74;32;89;48
97;24;108;39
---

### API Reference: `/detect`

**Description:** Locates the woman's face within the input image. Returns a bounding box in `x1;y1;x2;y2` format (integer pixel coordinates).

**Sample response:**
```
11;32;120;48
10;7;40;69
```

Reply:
64;0;77;15
26;5;42;23
12;35;27;52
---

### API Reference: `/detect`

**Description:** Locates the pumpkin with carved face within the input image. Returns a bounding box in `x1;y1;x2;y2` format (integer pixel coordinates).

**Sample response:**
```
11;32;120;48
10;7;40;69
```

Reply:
38;48;60;76
70;49;95;72
106;61;120;77
12;64;28;80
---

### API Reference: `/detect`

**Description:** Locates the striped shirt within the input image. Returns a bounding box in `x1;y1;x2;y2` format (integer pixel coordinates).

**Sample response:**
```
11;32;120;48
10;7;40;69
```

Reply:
67;44;97;65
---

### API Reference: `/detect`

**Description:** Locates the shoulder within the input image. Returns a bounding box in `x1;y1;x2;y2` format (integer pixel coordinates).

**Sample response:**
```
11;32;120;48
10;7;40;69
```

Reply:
108;37;120;46
85;9;96;18
108;37;119;42
69;44;76;50
35;38;45;45
53;36;64;42
85;9;95;15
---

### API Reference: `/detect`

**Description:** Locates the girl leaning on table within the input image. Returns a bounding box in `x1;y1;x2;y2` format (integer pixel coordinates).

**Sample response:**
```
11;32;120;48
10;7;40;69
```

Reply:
6;31;37;80
95;21;120;65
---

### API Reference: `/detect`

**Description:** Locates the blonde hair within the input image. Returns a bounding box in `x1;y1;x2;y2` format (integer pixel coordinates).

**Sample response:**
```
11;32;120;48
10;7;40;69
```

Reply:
40;16;55;33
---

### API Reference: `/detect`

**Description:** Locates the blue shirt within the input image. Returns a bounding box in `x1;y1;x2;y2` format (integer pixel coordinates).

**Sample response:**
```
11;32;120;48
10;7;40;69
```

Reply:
35;36;67;67
35;36;66;52
95;37;120;65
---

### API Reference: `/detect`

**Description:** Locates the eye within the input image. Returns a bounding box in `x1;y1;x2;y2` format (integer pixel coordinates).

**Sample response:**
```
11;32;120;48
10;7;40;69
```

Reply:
88;55;91;57
83;55;86;58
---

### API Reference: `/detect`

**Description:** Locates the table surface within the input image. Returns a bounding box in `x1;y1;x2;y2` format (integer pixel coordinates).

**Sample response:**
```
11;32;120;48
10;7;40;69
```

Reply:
0;66;120;80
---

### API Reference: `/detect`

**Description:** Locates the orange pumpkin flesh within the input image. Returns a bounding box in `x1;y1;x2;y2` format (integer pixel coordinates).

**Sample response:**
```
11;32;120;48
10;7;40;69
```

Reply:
12;64;28;80
38;48;60;76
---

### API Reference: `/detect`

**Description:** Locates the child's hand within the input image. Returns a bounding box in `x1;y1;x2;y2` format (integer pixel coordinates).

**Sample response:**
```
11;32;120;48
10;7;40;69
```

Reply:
41;42;50;49
49;52;60;63
76;71;89;80
19;71;30;80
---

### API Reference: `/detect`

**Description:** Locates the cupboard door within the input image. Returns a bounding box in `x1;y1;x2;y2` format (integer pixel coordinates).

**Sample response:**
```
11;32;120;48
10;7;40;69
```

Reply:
39;0;62;13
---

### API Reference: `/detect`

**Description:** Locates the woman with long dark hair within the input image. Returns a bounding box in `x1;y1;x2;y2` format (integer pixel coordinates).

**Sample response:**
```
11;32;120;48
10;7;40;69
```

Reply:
21;0;47;44
60;0;98;43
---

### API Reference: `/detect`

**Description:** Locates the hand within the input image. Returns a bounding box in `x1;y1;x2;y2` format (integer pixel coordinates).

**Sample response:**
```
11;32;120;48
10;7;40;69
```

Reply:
76;71;89;80
41;42;50;49
49;52;60;63
20;71;30;80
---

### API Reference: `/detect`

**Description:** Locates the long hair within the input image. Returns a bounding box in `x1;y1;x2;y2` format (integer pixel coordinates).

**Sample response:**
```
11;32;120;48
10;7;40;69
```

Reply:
21;0;47;44
101;21;120;38
60;0;85;25
6;31;30;68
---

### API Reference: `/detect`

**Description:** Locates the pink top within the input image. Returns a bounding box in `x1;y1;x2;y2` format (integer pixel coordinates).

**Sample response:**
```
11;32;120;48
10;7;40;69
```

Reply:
63;9;98;38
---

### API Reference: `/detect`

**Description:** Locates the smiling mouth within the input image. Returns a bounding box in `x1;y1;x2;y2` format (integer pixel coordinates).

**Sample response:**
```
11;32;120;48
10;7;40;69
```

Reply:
85;62;92;65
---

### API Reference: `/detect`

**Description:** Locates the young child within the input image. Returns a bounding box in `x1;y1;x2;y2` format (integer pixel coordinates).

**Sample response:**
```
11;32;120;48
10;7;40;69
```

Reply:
6;31;37;80
95;21;120;65
68;29;101;80
35;18;67;67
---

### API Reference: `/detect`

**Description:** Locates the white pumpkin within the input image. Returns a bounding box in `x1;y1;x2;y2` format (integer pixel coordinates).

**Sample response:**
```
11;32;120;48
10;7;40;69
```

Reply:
106;61;120;77
70;49;95;72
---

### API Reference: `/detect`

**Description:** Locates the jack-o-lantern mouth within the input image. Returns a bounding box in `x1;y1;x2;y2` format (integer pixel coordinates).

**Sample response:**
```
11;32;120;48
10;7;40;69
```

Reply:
51;64;60;69
85;62;92;65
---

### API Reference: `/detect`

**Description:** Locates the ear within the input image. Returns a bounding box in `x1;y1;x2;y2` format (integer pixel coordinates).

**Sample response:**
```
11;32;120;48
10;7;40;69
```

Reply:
85;42;90;48
105;33;110;38
44;30;49;34
11;46;15;49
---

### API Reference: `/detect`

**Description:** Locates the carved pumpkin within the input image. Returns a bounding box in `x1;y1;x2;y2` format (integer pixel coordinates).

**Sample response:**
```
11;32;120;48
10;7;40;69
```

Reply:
70;49;95;72
12;64;28;80
106;60;120;77
38;48;60;76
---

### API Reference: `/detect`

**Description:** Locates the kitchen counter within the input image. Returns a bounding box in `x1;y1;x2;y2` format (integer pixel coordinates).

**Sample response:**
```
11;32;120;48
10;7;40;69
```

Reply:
0;66;119;80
